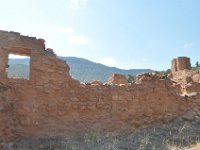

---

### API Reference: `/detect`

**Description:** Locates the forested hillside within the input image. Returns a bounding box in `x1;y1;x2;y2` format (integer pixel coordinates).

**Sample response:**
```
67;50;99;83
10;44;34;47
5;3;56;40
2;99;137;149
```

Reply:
8;57;152;82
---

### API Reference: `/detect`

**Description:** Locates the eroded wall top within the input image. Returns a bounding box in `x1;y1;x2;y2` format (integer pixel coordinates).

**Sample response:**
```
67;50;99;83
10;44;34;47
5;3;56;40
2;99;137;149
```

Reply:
0;30;46;51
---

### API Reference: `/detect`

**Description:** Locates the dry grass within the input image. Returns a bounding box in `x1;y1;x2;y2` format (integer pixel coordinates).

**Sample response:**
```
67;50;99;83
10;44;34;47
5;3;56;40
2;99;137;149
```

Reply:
1;116;200;150
168;142;200;150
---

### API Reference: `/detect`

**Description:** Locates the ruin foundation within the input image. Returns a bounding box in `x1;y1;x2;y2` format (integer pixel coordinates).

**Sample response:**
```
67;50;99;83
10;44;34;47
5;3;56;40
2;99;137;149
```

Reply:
0;30;200;140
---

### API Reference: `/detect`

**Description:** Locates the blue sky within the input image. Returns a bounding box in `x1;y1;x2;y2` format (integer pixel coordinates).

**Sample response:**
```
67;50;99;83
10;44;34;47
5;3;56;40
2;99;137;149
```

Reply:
0;0;200;70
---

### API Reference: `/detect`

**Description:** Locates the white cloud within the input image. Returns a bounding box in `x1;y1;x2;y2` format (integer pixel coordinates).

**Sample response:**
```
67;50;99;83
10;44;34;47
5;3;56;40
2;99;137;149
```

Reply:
9;54;30;59
69;0;88;8
49;26;89;45
70;0;88;5
99;57;117;67
141;58;147;62
183;43;193;49
69;35;88;45
51;26;75;35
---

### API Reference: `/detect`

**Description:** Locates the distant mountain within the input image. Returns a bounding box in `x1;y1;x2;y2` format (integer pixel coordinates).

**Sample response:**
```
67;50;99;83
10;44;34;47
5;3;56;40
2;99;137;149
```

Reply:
7;64;29;79
8;57;153;82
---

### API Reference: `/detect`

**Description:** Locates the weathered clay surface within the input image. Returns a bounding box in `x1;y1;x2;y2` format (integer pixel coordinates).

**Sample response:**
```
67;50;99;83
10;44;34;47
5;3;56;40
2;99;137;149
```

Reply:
107;74;128;85
171;69;200;84
171;57;191;73
170;57;200;95
170;56;200;84
0;30;200;141
90;80;103;85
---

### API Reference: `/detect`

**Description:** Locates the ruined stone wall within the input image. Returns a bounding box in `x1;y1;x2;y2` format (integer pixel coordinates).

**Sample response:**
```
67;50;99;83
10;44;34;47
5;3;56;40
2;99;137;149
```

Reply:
8;77;197;138
0;31;200;140
0;30;71;84
170;57;200;84
171;57;191;73
0;30;45;51
107;74;128;85
171;70;200;84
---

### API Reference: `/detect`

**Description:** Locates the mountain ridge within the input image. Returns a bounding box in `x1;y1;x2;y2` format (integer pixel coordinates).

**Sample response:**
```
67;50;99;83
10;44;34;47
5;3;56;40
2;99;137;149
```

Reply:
8;56;153;82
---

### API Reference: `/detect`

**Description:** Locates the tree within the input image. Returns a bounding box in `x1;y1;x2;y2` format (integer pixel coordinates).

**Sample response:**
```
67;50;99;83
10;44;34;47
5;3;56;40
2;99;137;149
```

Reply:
165;69;171;76
195;61;199;67
158;69;171;76
127;75;136;83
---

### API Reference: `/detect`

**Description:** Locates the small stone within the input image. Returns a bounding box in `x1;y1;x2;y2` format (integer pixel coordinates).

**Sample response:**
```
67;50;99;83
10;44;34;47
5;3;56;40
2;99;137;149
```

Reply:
182;111;195;121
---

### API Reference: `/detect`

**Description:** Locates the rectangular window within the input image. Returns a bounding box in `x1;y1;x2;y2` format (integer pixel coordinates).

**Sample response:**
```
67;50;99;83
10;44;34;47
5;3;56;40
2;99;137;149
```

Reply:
7;54;30;80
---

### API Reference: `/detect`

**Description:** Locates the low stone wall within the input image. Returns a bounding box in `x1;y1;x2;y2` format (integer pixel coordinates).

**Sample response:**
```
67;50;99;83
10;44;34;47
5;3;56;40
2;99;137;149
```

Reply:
2;75;196;139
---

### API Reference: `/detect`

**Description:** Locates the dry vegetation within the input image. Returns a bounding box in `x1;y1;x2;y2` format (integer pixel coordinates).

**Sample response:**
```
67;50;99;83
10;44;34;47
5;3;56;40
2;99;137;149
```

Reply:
169;142;200;150
1;115;200;150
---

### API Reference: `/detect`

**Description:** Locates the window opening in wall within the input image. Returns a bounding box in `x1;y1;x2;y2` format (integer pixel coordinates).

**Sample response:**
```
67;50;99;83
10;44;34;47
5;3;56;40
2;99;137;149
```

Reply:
7;54;30;80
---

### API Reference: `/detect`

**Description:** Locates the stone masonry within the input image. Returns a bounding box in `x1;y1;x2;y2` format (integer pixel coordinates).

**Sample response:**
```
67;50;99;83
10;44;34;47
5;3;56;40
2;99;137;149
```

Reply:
107;73;128;85
170;57;200;84
171;57;191;73
0;30;200;141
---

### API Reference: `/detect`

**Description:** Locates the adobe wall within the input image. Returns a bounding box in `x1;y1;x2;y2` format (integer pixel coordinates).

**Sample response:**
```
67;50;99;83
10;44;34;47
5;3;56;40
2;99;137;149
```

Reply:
171;57;191;73
170;57;200;84
0;30;45;50
0;31;200;140
0;30;71;85
107;73;128;85
3;76;196;139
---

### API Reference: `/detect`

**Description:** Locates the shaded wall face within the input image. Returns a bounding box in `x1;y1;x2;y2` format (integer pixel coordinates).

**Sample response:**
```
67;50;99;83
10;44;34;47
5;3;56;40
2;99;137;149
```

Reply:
177;57;191;71
0;48;9;79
